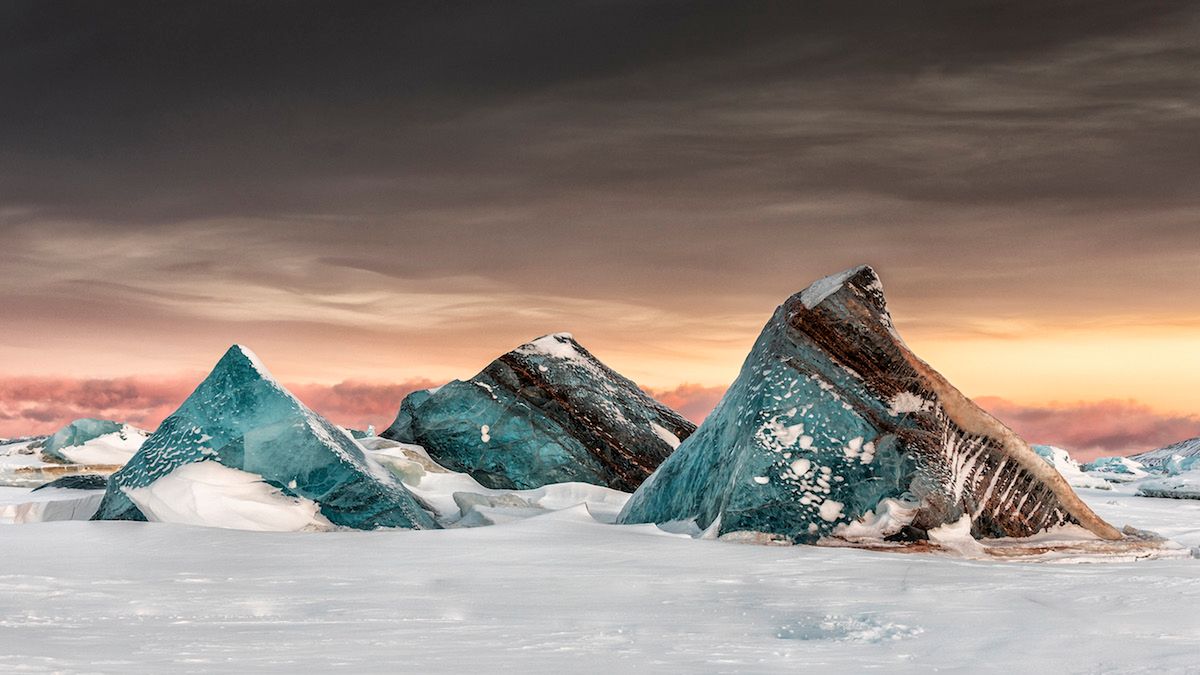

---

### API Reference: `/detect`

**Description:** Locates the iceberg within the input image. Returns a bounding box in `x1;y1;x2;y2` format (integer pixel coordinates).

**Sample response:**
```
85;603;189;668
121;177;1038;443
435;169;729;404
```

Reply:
92;345;439;531
1083;456;1149;483
382;333;695;491
1031;445;1111;490
39;418;148;466
619;266;1123;545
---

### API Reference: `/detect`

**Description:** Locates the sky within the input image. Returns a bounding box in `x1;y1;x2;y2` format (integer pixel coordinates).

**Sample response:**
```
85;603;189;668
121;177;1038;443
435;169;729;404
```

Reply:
2;1;1199;459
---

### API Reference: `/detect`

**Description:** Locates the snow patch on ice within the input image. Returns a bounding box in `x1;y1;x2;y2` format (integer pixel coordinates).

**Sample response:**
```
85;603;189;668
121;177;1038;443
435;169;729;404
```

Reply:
818;499;845;522
799;266;869;309
650;423;681;449
836;498;919;541
754;414;806;453
927;515;986;556
790;458;811;476
377;441;632;526
124;461;333;532
232;344;277;384
517;333;583;363
888;391;932;416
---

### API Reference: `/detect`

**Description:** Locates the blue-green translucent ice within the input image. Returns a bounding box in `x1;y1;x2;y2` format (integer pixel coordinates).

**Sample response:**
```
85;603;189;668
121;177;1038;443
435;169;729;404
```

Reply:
92;345;439;530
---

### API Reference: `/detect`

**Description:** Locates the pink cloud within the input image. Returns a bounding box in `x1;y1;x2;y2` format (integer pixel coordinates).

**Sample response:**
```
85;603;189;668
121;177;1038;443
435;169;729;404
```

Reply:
0;375;196;437
646;383;726;425
977;397;1200;462
0;375;436;439
4;375;1196;465
288;379;438;432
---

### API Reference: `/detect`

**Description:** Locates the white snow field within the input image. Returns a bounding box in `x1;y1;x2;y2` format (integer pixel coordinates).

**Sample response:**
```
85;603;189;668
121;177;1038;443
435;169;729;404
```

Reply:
0;483;1198;673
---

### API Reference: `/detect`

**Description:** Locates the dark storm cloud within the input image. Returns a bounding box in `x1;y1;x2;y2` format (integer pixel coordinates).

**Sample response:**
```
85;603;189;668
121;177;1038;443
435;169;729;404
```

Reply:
1;0;1197;223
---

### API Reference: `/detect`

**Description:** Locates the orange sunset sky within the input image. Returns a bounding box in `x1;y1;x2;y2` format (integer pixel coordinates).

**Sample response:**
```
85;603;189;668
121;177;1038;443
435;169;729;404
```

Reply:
3;4;1199;460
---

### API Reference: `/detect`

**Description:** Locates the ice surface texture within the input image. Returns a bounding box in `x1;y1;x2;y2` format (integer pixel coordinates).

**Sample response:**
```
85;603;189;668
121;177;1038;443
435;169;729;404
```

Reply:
92;345;439;530
619;266;1120;543
383;333;694;491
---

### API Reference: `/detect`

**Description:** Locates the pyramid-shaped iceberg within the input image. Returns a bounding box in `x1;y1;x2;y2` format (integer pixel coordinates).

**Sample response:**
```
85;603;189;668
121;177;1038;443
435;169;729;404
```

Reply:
619;266;1121;544
92;345;439;530
383;333;695;491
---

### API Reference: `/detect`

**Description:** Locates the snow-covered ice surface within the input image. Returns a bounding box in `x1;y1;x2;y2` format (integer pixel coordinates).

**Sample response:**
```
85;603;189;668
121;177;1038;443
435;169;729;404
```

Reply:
0;486;104;524
1138;469;1200;500
0;484;1198;672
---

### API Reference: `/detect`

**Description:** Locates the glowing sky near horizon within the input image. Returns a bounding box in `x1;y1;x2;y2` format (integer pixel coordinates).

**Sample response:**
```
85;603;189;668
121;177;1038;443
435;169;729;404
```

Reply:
2;2;1199;455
